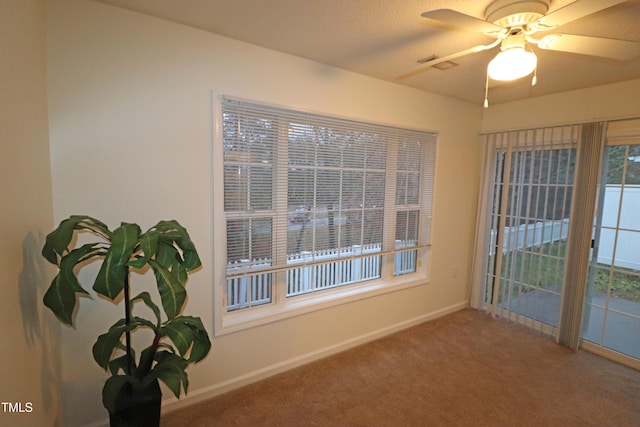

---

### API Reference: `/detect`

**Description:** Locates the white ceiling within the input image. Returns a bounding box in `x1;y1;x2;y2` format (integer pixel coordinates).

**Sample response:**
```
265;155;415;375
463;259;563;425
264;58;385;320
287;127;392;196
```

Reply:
94;0;640;105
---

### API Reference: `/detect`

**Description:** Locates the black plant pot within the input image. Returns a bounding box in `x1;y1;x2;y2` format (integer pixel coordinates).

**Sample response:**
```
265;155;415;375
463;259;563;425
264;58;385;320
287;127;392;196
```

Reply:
109;380;162;427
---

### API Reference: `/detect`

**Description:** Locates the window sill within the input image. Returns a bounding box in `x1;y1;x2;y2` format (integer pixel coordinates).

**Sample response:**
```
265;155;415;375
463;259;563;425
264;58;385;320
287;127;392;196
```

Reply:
215;273;430;336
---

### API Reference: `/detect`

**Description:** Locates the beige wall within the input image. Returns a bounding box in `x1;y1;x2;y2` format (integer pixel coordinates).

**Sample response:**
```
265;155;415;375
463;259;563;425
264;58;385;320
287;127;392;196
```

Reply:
7;1;639;426
0;1;60;426
46;0;482;425
481;78;640;132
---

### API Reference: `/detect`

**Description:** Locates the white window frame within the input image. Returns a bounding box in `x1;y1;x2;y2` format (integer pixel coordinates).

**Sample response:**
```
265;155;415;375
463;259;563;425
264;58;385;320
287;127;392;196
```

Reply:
212;94;437;335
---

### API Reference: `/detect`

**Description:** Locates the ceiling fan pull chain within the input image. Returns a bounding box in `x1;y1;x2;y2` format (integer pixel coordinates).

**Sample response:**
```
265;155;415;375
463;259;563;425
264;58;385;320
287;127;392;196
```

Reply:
484;71;490;108
528;43;537;87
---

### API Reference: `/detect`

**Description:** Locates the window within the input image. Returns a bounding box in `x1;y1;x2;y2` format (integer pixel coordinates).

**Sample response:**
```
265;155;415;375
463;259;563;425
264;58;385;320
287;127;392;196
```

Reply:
217;97;436;331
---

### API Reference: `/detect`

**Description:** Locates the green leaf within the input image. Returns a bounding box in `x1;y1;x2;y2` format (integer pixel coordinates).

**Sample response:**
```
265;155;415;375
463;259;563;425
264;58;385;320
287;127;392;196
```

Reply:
92;317;153;370
129;230;159;269
149;259;186;320
130;316;157;331
92;316;146;370
63;243;105;293
42;275;78;325
161;316;211;363
160;321;192;357
130;292;161;329
156;342;176;353
74;215;112;240
136;344;157;378
43;216;85;264
93;223;140;299
175;264;188;287
155;242;179;270
93;324;128;370
102;375;139;412
146;351;189;398
42;215;112;265
154;242;189;288
43;243;101;323
108;349;137;376
181;316;211;363
153;220;201;271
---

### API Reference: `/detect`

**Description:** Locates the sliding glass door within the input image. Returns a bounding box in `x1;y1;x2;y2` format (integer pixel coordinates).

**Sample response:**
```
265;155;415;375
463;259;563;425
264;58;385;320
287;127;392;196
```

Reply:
481;126;578;333
582;143;640;359
474;119;640;368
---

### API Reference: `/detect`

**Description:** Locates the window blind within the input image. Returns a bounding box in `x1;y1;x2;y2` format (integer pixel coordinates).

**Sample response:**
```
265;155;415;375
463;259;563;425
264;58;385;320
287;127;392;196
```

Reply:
222;97;436;309
559;122;606;349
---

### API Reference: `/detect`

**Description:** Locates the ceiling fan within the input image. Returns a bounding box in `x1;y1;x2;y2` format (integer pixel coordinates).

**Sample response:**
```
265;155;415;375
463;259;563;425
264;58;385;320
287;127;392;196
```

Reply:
397;0;640;104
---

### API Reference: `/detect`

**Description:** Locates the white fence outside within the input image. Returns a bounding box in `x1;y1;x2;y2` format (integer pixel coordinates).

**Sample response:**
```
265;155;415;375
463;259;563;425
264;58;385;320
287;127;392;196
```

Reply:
226;259;272;311
598;185;640;270
227;240;417;311
490;218;570;256
286;243;382;296
488;185;639;271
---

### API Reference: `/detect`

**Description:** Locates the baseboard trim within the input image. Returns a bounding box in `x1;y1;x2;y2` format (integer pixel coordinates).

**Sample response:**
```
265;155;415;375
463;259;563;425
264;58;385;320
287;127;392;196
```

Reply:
160;301;468;415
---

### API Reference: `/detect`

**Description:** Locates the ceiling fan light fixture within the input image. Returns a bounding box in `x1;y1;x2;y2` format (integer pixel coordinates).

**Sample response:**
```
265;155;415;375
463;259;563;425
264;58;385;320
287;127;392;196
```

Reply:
487;46;537;81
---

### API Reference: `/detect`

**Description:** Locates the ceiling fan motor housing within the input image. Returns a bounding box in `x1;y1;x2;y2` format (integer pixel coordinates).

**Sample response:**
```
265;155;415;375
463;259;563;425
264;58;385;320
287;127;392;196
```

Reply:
500;32;527;51
485;0;550;27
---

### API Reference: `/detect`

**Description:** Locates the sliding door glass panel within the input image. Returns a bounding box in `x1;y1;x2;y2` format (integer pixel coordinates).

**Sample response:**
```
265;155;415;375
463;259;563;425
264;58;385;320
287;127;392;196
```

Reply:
483;127;577;329
582;144;640;358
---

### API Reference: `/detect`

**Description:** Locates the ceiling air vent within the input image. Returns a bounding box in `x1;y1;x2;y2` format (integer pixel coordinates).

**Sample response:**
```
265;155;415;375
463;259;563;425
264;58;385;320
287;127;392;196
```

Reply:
417;55;458;70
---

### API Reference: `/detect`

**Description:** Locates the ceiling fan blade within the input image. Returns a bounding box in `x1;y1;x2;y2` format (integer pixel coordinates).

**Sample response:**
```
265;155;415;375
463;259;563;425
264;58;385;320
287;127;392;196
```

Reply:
395;40;501;80
421;9;504;35
535;0;628;30
537;34;640;60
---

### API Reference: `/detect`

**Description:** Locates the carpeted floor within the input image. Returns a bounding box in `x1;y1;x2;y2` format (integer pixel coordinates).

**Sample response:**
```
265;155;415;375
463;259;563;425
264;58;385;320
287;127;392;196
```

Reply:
162;308;640;426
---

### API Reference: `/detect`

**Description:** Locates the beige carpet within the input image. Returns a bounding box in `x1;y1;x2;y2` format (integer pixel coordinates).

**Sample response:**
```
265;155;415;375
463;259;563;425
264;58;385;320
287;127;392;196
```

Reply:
162;309;640;426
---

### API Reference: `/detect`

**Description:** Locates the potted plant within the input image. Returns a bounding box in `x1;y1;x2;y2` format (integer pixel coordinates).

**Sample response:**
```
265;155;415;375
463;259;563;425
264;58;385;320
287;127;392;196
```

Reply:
42;215;211;426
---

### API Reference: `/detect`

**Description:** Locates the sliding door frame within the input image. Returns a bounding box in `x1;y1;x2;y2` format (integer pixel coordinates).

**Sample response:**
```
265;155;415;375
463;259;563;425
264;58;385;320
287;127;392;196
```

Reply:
471;123;603;344
473;119;640;370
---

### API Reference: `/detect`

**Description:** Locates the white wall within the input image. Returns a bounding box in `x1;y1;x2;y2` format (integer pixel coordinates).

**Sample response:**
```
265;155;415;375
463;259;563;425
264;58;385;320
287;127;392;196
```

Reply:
481;78;640;132
0;1;60;426
46;0;482;425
